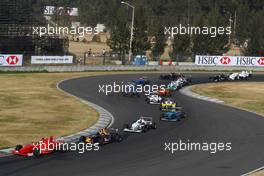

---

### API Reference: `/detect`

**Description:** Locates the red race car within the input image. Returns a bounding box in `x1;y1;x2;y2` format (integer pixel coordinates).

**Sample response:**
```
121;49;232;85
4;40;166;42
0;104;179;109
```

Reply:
156;89;172;97
12;136;64;157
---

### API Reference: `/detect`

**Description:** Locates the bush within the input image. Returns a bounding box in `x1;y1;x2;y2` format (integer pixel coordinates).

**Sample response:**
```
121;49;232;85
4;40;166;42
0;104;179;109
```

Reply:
92;35;101;43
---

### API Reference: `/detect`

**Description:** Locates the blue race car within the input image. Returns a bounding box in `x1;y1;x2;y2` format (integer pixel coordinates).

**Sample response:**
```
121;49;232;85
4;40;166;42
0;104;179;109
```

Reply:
160;109;186;121
122;82;140;97
132;77;150;85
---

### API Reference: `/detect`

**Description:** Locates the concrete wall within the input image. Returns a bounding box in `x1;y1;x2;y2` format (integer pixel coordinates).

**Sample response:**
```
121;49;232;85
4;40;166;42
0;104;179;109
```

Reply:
0;65;263;72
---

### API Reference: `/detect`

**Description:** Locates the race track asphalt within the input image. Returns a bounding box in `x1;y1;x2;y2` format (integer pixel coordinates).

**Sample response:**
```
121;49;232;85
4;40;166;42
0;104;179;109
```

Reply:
0;73;264;176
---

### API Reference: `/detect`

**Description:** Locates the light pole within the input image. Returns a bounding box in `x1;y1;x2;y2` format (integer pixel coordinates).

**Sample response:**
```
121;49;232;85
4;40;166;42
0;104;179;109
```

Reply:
121;1;135;63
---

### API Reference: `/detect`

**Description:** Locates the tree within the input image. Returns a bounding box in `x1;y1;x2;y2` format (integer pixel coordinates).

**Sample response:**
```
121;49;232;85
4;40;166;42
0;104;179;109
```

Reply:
151;26;166;61
244;10;264;56
132;6;151;56
192;7;229;56
170;34;190;62
106;8;130;62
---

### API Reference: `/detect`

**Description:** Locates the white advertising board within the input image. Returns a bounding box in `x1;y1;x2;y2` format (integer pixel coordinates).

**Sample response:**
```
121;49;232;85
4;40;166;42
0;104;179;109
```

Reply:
31;56;73;64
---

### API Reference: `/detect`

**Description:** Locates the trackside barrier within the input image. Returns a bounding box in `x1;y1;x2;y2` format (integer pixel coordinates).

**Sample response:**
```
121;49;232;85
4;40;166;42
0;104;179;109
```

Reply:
0;65;264;72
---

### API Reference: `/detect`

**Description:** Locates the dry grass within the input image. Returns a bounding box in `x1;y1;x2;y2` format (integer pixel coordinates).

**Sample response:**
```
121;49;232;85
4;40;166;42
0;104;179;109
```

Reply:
251;172;264;176
192;82;264;116
0;72;109;148
69;41;110;57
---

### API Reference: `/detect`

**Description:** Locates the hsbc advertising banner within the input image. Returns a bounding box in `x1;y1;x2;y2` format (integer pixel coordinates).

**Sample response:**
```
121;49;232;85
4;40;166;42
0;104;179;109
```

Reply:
31;56;73;64
195;55;264;67
0;55;23;66
44;6;78;16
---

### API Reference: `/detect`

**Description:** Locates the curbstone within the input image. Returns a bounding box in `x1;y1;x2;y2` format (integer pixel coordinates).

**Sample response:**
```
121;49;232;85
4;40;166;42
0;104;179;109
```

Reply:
180;86;225;104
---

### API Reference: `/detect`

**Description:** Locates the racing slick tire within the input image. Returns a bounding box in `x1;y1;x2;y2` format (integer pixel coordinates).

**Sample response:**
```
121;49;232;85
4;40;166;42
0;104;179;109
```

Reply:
98;137;105;145
113;134;122;142
79;136;86;143
33;148;41;157
151;123;157;129
15;145;23;151
142;127;147;133
123;124;129;129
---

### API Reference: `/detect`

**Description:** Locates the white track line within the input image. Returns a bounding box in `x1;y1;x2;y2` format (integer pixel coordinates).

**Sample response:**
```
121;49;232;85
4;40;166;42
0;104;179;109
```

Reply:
241;166;264;176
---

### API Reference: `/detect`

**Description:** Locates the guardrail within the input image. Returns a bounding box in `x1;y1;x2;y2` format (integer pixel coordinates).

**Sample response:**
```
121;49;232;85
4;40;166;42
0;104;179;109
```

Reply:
0;65;264;72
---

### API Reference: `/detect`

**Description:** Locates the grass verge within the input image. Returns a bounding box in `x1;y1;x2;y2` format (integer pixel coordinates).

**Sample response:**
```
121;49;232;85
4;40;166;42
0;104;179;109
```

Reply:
0;72;106;149
191;82;264;116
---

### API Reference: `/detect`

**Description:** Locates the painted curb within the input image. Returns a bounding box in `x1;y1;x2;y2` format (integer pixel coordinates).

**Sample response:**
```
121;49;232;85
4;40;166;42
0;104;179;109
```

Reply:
180;86;225;104
56;78;114;143
0;76;114;157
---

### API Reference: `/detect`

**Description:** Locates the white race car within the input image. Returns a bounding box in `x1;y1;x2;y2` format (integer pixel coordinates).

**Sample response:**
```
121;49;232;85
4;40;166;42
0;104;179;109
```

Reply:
145;93;162;104
238;71;252;79
123;117;157;133
229;71;252;80
229;72;239;80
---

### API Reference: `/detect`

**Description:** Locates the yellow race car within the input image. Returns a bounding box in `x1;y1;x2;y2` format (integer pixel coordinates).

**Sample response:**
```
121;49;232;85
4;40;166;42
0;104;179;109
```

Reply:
160;99;177;110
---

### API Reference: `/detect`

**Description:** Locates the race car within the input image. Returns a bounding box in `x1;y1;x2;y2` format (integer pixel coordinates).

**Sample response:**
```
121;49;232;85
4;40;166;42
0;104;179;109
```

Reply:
156;89;172;97
238;70;252;79
79;128;122;145
122;82;140;97
145;93;162;104
160;108;186;121
166;79;185;90
132;77;150;85
123;117;157;133
209;74;229;82
166;82;180;91
12;136;64;157
160;98;177;110
160;72;182;80
229;72;240;80
229;71;252;80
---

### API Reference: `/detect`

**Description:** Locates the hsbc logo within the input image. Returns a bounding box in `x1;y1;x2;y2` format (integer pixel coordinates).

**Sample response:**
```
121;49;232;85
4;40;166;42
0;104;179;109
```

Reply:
195;56;218;65
220;57;231;65
0;55;23;67
258;58;264;65
6;56;19;65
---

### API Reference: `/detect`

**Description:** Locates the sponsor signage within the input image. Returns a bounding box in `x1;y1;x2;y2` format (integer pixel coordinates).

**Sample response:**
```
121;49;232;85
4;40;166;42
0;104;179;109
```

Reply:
44;6;78;16
0;54;23;66
31;56;73;64
195;55;264;67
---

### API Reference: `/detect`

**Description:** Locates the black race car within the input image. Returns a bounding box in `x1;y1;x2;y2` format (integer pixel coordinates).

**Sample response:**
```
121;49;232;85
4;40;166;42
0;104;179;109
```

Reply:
209;74;228;82
160;73;182;80
122;82;140;97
